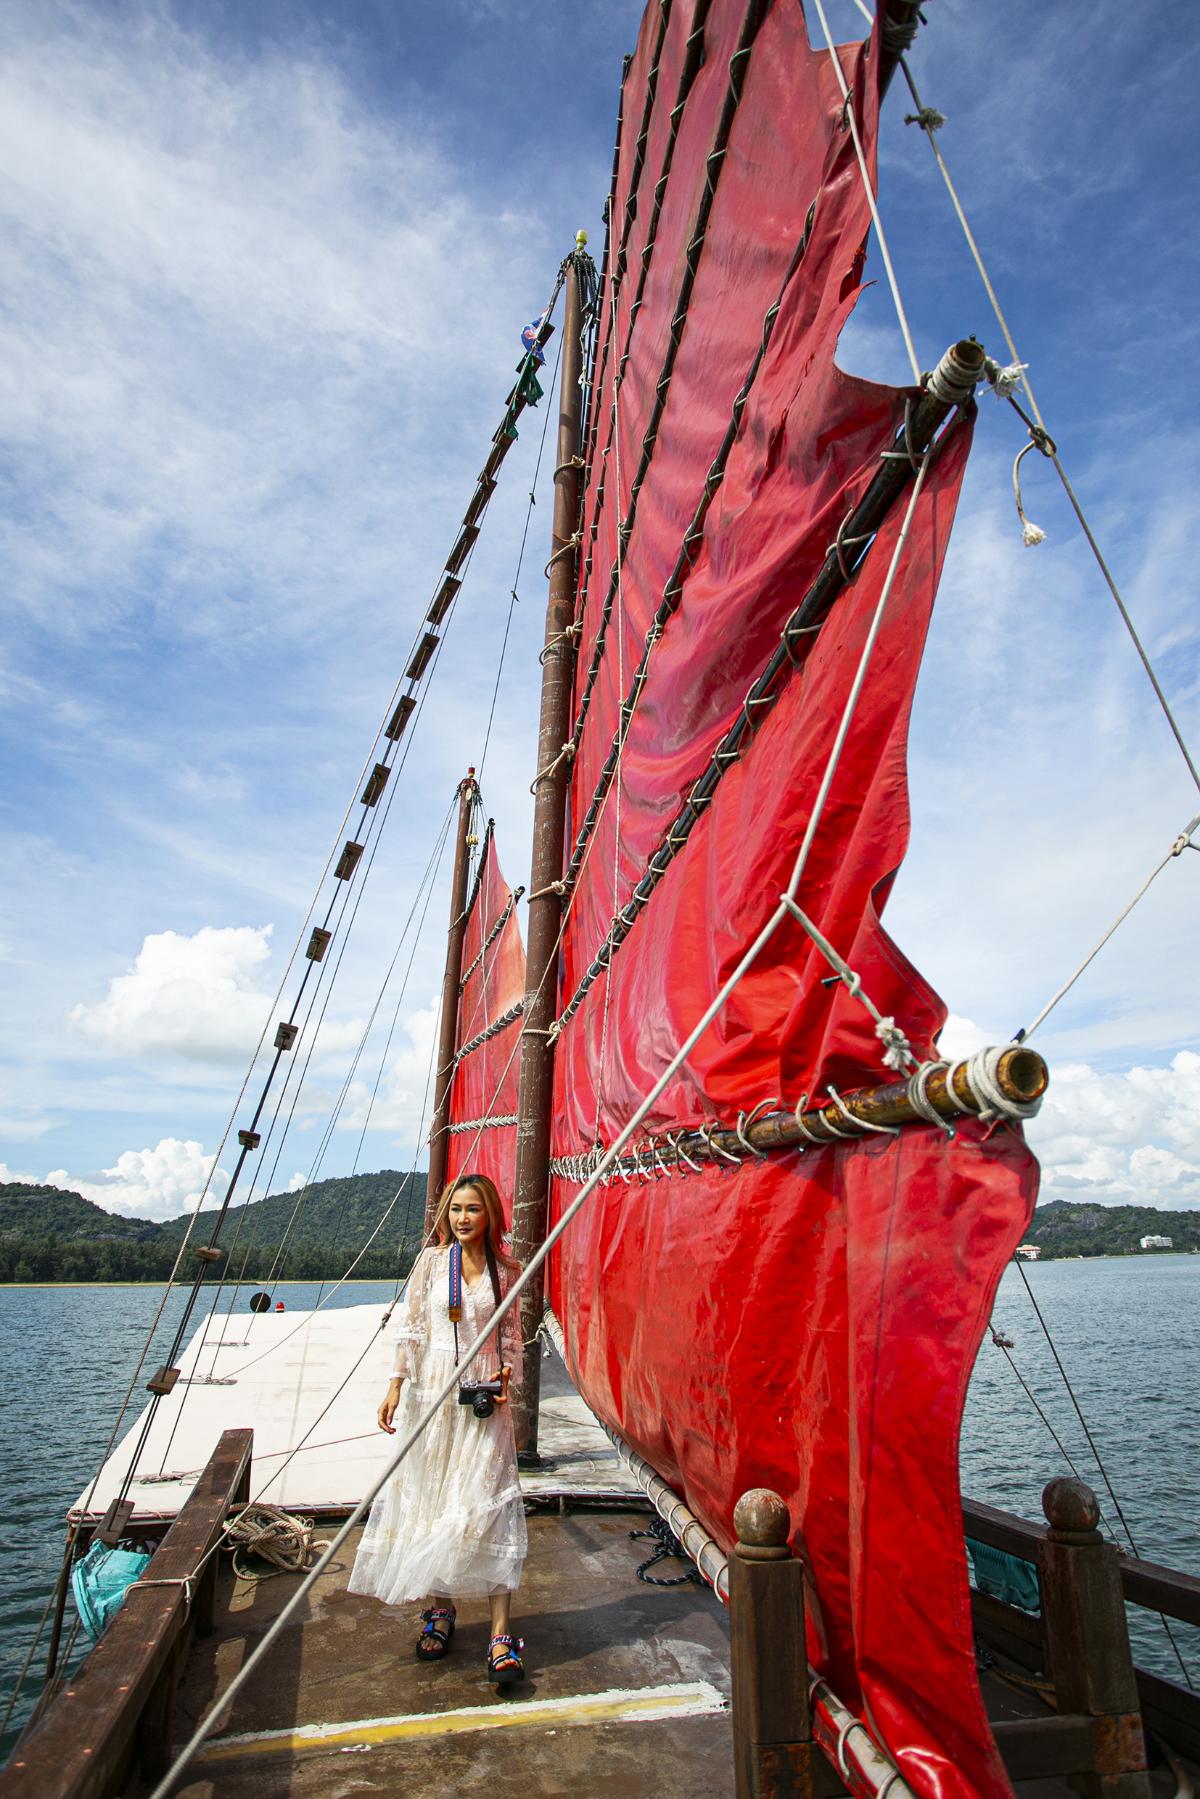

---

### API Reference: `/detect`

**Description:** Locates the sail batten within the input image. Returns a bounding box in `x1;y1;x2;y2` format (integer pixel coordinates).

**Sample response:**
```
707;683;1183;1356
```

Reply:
548;10;1039;1799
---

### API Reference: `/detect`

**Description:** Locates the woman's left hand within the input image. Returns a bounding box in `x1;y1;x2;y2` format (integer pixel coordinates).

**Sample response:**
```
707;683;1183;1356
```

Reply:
495;1364;512;1405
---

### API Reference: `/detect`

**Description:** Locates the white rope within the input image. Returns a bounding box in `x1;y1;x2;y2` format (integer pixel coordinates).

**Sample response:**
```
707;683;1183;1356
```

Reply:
896;54;1200;797
827;1085;899;1136
945;1048;1041;1124
905;1061;954;1135
151;267;961;1799
809;0;922;385
779;894;917;1075
1018;812;1200;1041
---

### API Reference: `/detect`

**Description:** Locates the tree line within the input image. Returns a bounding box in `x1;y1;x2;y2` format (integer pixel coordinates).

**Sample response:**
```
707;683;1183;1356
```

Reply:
0;1232;419;1285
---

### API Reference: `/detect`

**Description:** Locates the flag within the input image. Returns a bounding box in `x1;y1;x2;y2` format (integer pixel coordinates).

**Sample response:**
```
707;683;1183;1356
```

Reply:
521;315;547;365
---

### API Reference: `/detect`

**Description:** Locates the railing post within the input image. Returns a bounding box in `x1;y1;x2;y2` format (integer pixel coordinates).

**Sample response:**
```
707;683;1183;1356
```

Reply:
1038;1477;1151;1799
729;1489;845;1798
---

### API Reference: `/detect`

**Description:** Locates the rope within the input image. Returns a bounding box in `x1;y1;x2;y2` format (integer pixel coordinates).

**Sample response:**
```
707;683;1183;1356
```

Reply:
1013;1257;1197;1691
946;1048;1041;1124
629;1516;704;1588
809;0;921;384
225;1505;331;1583
480;330;564;783
1016;813;1200;1041
151;438;945;1795
895;53;1200;798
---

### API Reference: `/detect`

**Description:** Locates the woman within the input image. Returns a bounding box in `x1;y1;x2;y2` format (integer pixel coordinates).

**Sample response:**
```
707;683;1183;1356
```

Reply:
348;1173;528;1684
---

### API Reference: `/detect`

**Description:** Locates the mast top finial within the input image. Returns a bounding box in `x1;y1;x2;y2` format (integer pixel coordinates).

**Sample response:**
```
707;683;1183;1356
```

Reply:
575;229;588;248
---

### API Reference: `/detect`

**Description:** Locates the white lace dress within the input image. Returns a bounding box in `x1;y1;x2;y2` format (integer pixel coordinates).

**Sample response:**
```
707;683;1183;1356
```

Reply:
349;1246;527;1605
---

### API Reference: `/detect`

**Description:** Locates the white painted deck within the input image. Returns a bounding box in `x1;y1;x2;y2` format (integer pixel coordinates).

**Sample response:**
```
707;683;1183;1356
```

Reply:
74;1304;636;1520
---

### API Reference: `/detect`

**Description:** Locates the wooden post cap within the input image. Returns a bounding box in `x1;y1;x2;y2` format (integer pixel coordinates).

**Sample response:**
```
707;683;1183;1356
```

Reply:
734;1488;791;1548
1042;1476;1101;1534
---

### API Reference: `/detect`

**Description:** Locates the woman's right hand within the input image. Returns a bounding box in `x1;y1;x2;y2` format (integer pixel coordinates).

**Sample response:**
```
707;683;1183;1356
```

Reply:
377;1381;401;1434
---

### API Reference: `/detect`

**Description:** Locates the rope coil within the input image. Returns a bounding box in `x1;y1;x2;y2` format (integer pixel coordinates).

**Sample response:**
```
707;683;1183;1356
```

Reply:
225;1504;331;1582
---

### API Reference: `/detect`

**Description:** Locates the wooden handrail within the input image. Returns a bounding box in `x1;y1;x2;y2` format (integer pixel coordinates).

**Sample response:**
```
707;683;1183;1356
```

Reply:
1;1428;252;1799
964;1496;1200;1629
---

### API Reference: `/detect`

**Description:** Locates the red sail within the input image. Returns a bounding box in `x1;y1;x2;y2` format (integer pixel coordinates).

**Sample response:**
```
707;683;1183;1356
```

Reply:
444;828;526;1218
549;7;1038;1798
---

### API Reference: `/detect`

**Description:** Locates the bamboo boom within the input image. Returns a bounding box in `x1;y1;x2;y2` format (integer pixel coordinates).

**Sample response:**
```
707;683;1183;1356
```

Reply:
587;1047;1048;1175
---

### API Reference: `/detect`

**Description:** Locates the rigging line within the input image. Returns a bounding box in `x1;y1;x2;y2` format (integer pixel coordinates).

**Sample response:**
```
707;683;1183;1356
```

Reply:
479;329;563;784
193;794;425;1380
1017;814;1200;1043
66;292;564;1529
349;803;458;1175
152;474;932;1795
809;0;921;385
1012;1256;1196;1690
155;588;472;1461
234;532;490;1311
156;772;399;1452
223;974;446;1379
0;1556;67;1740
73;286;563;1509
243;796;455;1321
894;58;1200;799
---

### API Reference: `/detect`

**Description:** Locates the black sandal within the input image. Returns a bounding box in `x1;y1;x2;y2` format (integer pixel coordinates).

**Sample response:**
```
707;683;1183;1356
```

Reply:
487;1633;525;1685
416;1605;456;1660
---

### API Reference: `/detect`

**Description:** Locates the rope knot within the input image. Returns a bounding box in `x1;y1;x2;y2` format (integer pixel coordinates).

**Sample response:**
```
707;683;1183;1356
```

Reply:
985;359;1028;400
904;106;945;132
874;1015;914;1072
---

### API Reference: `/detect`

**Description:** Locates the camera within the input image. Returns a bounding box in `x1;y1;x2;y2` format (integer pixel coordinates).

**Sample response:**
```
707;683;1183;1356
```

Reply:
458;1379;504;1420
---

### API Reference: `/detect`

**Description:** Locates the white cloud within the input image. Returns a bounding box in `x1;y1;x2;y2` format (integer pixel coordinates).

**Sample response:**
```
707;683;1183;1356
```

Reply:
0;2;543;644
44;1136;228;1221
68;924;274;1062
286;1171;306;1192
946;1017;1200;1211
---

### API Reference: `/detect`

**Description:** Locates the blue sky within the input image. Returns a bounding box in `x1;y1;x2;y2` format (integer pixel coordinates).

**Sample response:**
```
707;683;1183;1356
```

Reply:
1;0;1198;1219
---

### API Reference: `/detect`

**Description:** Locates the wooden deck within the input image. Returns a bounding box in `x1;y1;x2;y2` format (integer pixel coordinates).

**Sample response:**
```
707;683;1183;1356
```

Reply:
166;1354;729;1797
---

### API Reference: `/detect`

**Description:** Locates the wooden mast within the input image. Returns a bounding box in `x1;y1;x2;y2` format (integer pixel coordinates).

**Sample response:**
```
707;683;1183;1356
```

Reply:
424;769;479;1227
510;237;590;1458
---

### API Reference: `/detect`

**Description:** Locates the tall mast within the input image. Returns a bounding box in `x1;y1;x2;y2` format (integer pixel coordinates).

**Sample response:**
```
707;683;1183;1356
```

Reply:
425;768;479;1225
510;236;592;1456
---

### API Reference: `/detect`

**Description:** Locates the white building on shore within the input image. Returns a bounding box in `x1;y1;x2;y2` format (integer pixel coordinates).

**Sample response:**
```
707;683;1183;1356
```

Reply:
1139;1234;1173;1250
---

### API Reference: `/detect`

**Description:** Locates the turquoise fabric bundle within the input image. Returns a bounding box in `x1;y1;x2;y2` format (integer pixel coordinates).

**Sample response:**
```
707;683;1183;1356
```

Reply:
71;1540;153;1640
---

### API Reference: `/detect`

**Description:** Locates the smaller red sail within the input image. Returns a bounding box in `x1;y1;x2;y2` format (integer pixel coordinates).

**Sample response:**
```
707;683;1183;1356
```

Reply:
443;828;526;1222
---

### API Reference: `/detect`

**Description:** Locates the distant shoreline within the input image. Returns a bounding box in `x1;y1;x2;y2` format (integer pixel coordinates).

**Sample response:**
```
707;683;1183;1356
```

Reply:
0;1276;398;1289
3;1256;1197;1290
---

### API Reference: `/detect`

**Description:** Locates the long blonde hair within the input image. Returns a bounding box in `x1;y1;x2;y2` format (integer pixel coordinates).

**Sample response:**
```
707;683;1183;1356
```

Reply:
431;1172;519;1270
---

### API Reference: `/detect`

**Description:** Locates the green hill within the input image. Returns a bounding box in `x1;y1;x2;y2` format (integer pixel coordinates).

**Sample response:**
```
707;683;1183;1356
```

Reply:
0;1168;427;1284
1023;1200;1200;1259
0;1183;158;1241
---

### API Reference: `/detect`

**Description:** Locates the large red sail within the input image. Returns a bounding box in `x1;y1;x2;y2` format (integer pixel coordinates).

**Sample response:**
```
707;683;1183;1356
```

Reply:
443;826;526;1216
548;7;1038;1798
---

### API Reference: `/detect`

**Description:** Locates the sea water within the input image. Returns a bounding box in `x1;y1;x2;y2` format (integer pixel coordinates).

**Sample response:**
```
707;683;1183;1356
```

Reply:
1;1259;1196;1754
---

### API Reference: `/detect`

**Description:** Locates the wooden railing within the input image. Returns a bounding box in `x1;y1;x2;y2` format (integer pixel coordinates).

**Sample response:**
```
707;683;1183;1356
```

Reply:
0;1429;252;1799
964;1491;1200;1766
729;1477;1176;1799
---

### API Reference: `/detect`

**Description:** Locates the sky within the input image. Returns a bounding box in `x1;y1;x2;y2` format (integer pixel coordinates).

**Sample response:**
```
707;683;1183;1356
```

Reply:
1;0;1198;1222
